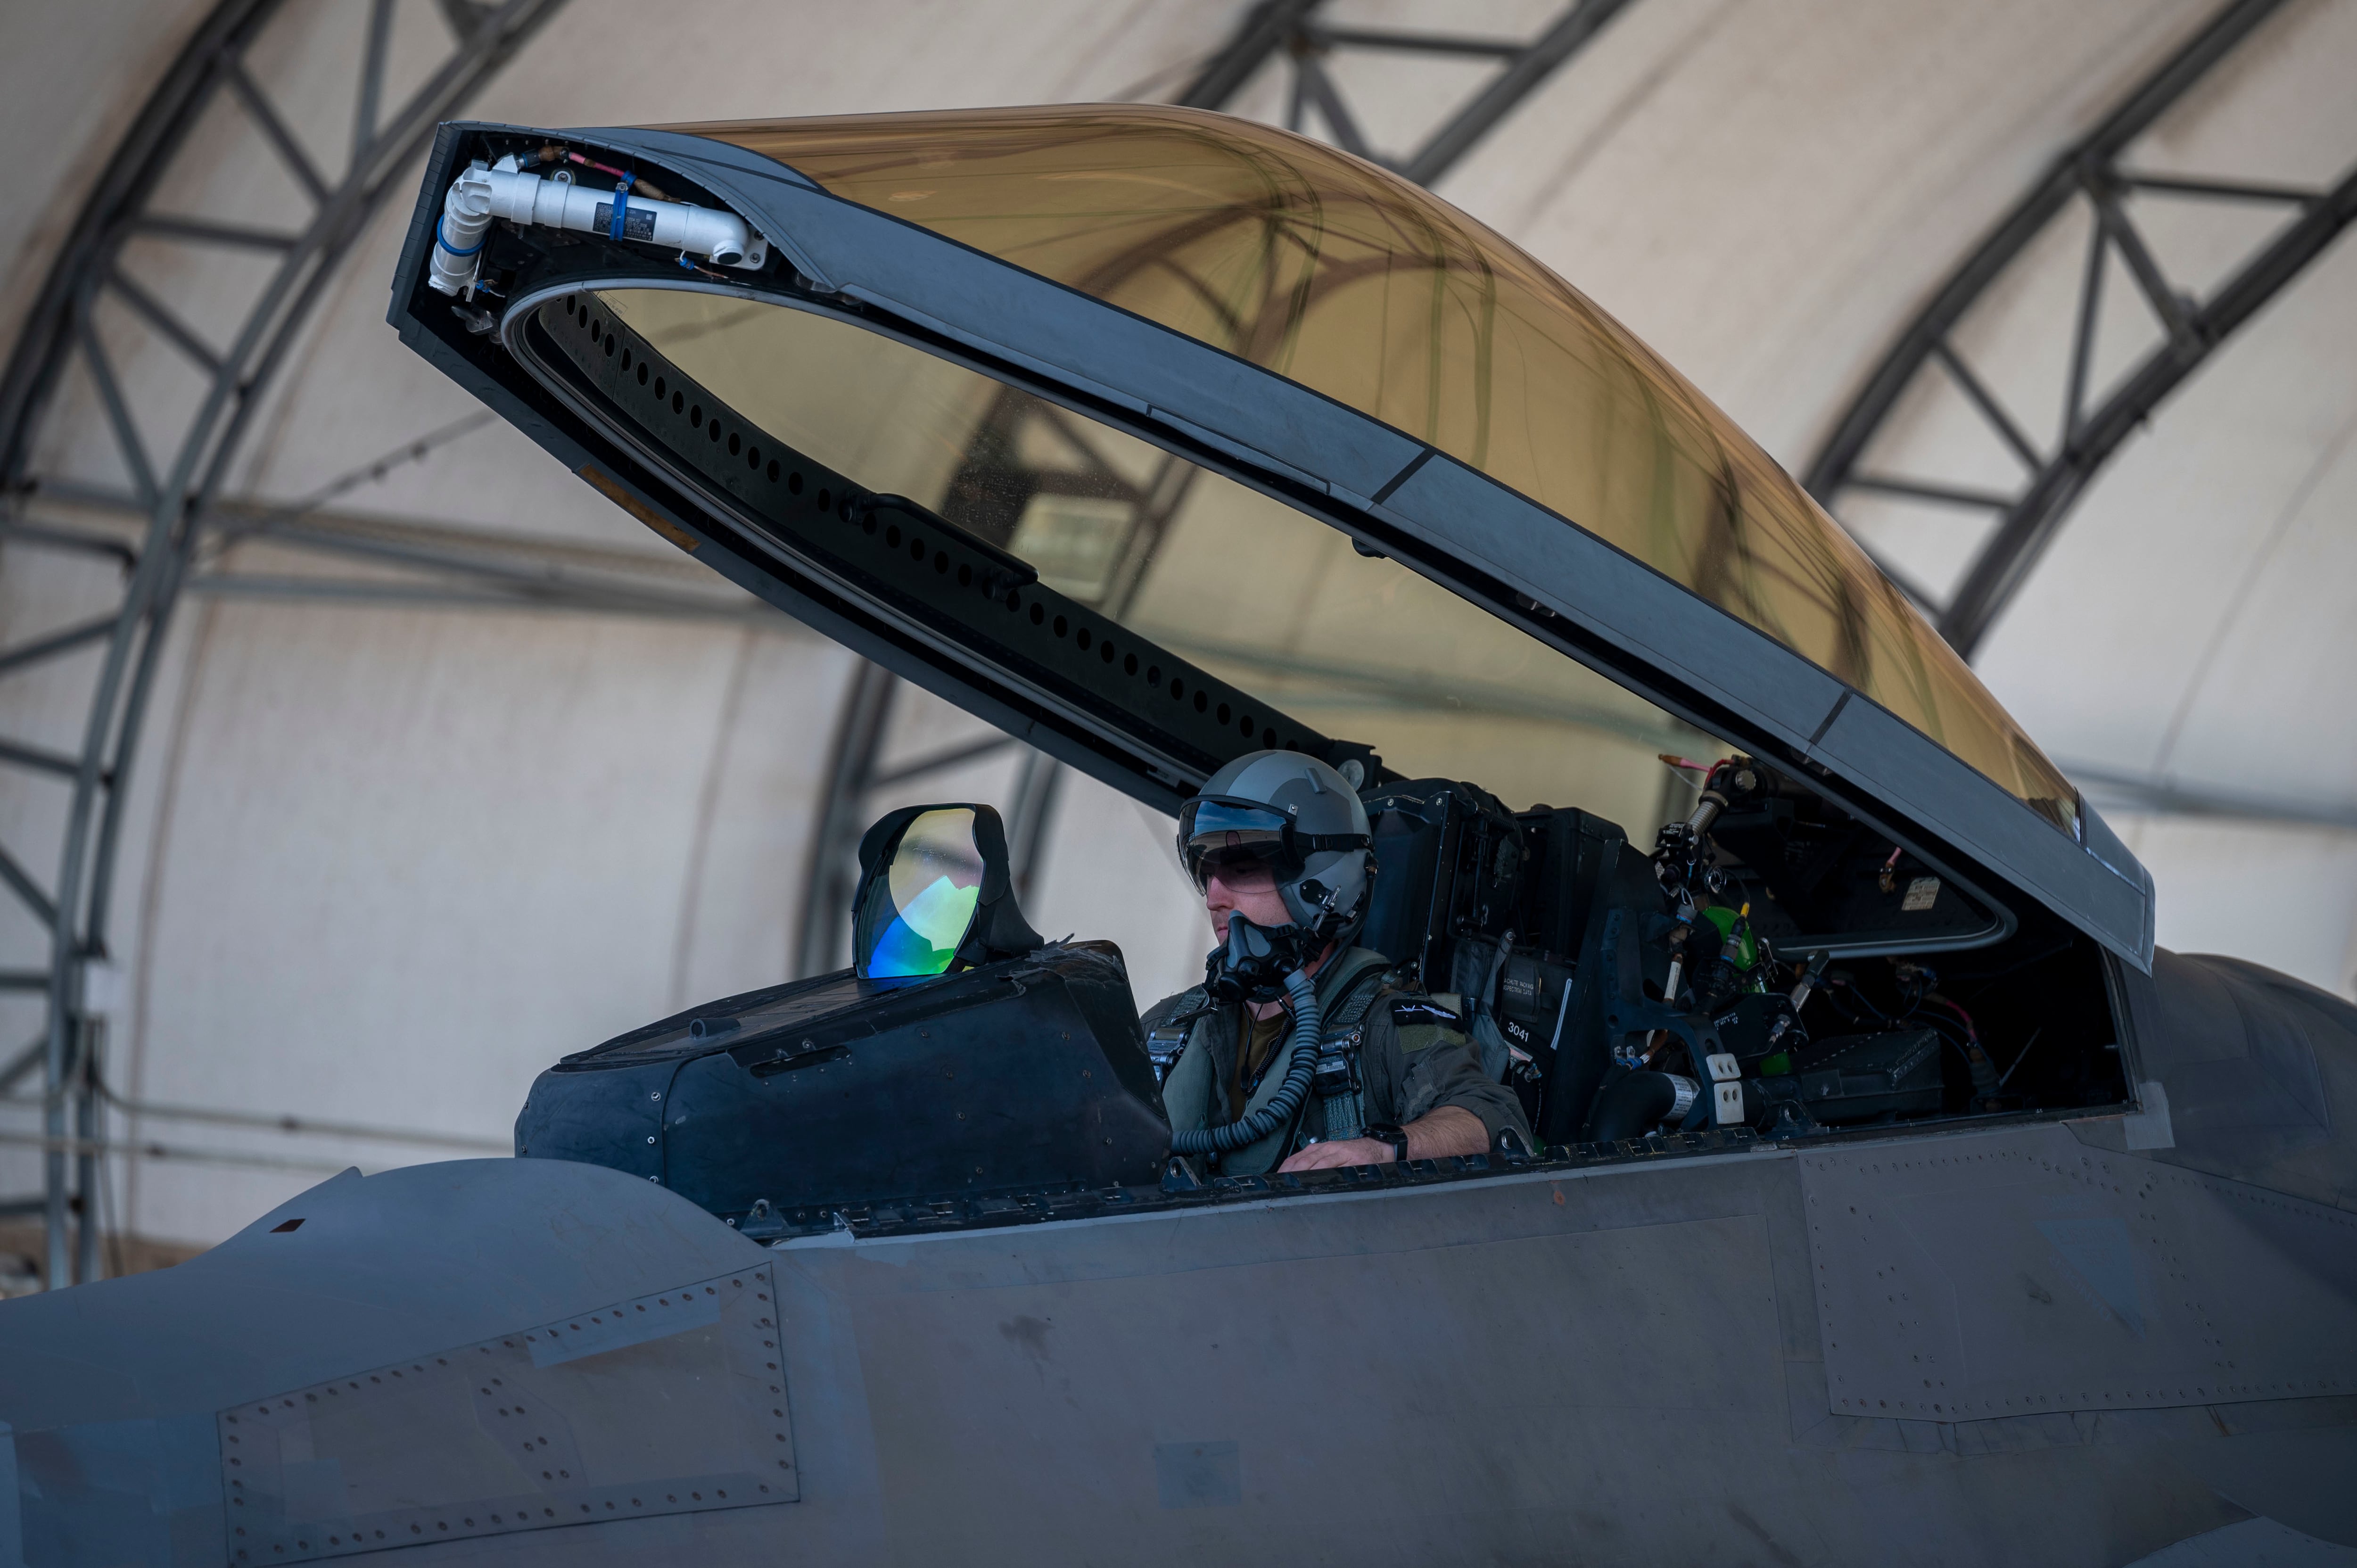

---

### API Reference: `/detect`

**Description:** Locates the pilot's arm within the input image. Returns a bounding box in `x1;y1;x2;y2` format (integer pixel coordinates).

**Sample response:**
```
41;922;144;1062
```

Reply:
1280;1104;1487;1171
1281;995;1531;1172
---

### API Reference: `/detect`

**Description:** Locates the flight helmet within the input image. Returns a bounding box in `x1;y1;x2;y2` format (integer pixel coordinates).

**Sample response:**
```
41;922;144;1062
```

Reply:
1176;750;1374;944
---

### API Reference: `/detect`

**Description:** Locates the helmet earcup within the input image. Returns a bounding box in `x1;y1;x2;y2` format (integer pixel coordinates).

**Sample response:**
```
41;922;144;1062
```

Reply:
1279;845;1372;936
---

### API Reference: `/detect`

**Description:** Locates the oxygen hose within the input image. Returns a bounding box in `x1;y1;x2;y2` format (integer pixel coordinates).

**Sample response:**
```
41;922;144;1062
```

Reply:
1170;968;1322;1156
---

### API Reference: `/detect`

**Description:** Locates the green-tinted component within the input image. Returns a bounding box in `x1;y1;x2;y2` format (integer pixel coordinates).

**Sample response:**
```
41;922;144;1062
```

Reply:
1759;1052;1792;1076
1701;905;1758;970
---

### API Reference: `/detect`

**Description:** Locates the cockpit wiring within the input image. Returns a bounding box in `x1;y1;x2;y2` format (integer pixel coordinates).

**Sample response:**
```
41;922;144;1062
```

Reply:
519;142;676;203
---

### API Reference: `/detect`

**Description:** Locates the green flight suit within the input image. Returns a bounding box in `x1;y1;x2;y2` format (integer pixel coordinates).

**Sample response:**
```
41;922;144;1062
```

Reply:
1142;946;1532;1176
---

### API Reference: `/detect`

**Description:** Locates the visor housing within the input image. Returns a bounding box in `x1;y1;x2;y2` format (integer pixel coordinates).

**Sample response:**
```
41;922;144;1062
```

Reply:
1176;796;1368;895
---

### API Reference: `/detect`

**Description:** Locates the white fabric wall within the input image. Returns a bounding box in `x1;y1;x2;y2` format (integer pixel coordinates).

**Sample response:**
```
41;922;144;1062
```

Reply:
1;0;2350;1247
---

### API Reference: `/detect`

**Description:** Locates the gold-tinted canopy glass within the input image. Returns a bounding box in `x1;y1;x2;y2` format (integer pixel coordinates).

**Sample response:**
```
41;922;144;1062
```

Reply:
671;106;2076;834
595;288;1710;833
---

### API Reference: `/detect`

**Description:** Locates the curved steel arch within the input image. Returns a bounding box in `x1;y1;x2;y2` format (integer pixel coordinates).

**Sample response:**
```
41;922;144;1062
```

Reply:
0;0;565;1287
1175;0;1636;184
1804;0;2357;660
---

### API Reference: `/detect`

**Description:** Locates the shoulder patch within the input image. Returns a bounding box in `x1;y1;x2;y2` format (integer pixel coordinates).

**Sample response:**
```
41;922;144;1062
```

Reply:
1389;997;1462;1030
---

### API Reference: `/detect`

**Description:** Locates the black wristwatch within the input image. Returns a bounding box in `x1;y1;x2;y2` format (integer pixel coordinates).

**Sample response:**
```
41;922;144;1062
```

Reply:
1362;1122;1409;1164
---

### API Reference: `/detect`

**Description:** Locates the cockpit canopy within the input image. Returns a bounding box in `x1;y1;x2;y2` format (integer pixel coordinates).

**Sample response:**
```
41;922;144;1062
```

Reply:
685;106;2077;835
390;104;2152;967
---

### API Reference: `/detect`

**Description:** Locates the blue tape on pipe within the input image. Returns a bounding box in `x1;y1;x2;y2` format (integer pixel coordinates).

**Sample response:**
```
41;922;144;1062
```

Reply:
609;182;630;241
435;215;484;257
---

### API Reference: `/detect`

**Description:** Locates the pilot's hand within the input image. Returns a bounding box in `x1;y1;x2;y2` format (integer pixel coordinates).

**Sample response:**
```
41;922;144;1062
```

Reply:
1278;1137;1393;1172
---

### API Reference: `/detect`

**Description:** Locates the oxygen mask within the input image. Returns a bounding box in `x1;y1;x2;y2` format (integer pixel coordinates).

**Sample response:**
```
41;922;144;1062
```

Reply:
1204;911;1322;1005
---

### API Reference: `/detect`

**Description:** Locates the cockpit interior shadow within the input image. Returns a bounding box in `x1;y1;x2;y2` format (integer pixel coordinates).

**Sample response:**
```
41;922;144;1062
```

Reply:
520;754;2126;1242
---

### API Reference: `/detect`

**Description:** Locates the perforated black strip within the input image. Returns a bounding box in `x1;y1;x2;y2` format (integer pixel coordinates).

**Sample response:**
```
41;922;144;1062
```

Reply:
535;291;1334;779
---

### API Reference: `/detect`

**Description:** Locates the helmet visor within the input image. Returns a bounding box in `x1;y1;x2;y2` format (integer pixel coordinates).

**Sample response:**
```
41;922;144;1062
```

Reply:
1178;798;1299;893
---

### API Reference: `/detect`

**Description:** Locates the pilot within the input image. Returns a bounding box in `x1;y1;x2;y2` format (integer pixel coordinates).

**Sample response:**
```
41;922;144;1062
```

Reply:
1140;751;1531;1175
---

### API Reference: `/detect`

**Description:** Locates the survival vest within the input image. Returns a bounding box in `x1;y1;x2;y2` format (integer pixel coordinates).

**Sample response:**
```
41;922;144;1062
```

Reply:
1146;947;1397;1174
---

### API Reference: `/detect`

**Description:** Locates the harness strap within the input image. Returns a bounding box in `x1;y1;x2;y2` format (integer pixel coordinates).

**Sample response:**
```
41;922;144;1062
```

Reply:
1144;987;1210;1089
1152;952;1404;1162
1305;957;1393;1144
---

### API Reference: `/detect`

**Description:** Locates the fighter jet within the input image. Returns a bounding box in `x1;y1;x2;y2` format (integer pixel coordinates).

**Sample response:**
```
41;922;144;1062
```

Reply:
3;106;2351;1568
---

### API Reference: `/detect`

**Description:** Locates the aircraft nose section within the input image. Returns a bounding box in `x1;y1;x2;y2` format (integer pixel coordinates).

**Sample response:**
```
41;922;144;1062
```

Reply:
0;1157;797;1561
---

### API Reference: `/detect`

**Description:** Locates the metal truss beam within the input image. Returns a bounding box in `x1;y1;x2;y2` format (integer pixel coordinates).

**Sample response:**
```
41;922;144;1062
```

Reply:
2064;762;2357;834
0;0;568;1288
28;487;777;626
1804;0;2357;659
1178;0;1634;185
794;661;900;979
1175;0;1322;112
